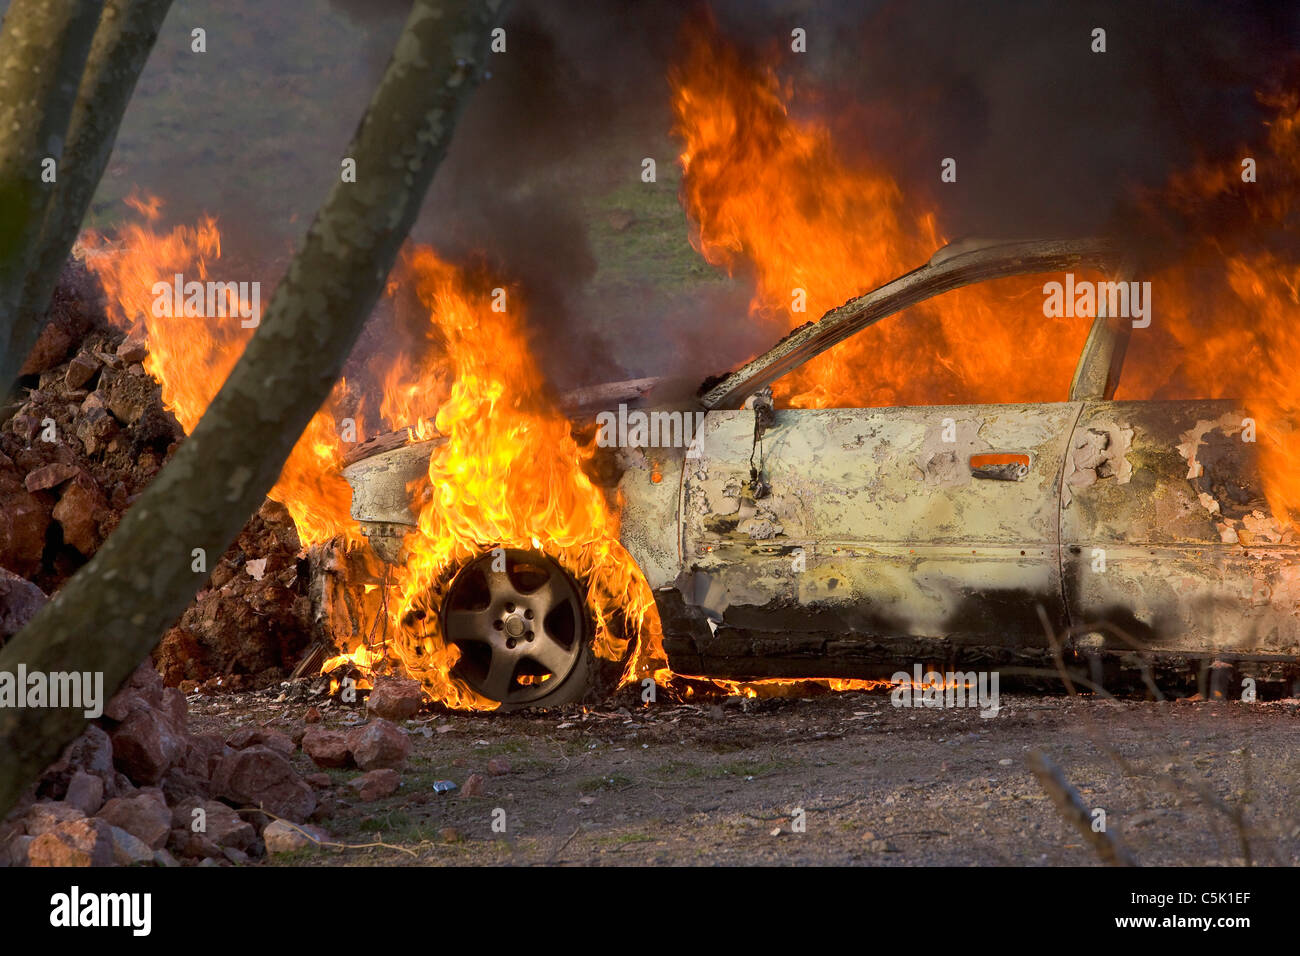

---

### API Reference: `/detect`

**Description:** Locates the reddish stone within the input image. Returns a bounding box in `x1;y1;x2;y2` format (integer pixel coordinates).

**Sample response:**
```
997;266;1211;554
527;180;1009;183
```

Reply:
27;818;114;867
0;476;51;579
366;677;423;721
460;773;486;797
96;792;171;849
303;706;322;724
487;757;511;776
51;472;107;555
64;771;105;816
24;801;86;836
23;462;79;493
0;567;45;641
116;335;148;364
226;726;295;757
110;704;187;785
348;769;400;802
64;353;101;390
179;734;230;782
210;745;316;823
347;719;411;771
168;827;221;860
301;728;352;769
170;798;255;853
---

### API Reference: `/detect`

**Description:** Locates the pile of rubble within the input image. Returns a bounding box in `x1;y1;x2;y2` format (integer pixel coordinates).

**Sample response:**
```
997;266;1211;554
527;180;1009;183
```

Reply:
0;668;418;867
0;263;313;685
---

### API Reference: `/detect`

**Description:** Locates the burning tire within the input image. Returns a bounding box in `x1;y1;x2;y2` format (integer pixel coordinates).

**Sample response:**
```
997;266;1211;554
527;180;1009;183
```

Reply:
440;549;594;710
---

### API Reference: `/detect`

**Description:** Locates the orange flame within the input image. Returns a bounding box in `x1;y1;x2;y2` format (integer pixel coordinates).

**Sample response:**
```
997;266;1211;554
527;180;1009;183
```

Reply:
375;248;660;709
671;24;1094;411
80;194;363;547
1120;88;1300;527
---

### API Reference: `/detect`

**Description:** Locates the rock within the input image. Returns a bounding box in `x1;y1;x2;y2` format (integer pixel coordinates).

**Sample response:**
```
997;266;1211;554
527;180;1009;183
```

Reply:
104;772;135;800
24;462;79;492
64;771;105;816
223;847;250;865
304;773;332;789
40;724;114;799
0;567;46;641
211;745;316;823
116;335;148;364
170;798;256;853
24;801;86;836
366;677;423;720
17;262;99;377
439;827;461;843
110;704;187;784
0;476;51;579
105;370;160;426
304;706;322;724
108;825;154;865
168;827;221;860
487;757;511;776
51;472;107;555
460;773;486;798
348;719;411;771
348;769;400;802
74;405;119;456
301;728;352;769
226;726;295;757
64;353;102;390
179;734;230;782
159;766;208;804
27;818;114;867
262;820;330;856
3;834;34;867
96;792;171;849
153;848;179;867
104;662;175;720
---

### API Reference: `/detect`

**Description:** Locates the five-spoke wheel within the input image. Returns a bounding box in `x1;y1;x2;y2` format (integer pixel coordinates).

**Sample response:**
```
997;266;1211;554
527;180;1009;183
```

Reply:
441;549;592;708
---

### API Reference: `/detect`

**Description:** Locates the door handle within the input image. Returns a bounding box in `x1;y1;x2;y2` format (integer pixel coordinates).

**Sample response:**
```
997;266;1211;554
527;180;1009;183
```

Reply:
970;452;1030;481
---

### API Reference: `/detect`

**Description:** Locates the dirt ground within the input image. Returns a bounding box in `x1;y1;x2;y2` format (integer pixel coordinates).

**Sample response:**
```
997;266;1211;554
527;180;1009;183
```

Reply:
186;684;1300;866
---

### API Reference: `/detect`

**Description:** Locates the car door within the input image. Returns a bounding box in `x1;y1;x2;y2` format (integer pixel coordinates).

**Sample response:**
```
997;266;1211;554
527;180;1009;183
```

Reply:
1060;399;1300;659
679;401;1079;678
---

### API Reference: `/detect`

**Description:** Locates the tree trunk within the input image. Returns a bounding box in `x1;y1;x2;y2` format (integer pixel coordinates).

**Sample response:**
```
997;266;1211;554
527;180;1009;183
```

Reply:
3;0;174;398
0;0;104;391
0;0;506;817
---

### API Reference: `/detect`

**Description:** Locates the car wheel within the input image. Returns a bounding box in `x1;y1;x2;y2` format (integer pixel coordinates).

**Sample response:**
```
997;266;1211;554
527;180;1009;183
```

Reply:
440;548;593;710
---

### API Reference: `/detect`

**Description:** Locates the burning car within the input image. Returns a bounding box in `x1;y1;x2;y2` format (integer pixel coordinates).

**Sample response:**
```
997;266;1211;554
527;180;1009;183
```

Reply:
342;237;1300;708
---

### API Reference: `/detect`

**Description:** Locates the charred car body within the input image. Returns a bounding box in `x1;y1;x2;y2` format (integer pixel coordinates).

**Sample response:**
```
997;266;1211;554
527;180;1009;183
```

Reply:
344;238;1300;706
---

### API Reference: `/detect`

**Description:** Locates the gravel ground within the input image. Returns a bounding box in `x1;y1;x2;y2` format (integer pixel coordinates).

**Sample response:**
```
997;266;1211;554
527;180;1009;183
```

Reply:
186;687;1300;866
